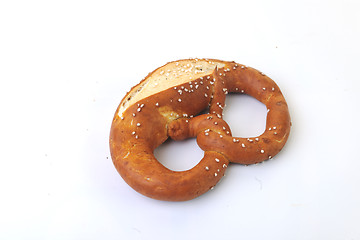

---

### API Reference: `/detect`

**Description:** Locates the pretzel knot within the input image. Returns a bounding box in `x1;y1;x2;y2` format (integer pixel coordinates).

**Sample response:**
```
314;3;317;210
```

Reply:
110;58;291;201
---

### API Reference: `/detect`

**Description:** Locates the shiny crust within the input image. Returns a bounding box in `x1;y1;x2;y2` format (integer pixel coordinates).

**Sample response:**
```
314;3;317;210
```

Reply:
110;58;291;201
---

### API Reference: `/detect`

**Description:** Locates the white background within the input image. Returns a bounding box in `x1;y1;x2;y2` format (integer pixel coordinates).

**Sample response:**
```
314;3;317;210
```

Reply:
1;0;359;239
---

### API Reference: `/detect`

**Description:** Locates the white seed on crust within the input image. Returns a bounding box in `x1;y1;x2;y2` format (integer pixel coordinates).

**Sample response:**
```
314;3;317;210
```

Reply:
215;158;220;163
205;166;209;171
137;123;141;127
260;149;265;154
155;102;159;106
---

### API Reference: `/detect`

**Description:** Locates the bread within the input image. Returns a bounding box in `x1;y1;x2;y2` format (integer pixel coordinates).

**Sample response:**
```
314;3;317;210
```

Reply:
110;58;291;201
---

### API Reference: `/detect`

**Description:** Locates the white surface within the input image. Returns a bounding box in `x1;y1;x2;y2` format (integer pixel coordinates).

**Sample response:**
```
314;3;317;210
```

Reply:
1;0;359;239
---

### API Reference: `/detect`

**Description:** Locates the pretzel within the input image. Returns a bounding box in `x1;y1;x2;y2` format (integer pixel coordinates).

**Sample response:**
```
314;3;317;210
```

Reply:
110;58;291;201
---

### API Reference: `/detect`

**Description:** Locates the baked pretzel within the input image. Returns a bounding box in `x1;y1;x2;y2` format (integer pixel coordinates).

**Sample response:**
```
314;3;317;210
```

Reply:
110;58;291;201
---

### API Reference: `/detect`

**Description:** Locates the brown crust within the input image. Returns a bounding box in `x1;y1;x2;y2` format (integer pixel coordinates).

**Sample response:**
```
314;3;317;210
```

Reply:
109;59;291;201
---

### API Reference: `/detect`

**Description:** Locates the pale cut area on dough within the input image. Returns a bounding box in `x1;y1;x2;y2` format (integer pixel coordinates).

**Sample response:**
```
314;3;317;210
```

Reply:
117;59;225;117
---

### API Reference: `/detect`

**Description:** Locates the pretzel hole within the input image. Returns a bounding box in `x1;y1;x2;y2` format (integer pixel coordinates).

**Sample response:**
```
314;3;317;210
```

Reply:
223;93;267;137
154;138;203;171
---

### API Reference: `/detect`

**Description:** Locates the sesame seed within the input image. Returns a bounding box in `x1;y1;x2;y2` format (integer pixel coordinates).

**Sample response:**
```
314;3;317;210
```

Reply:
242;143;246;148
215;158;220;162
155;102;159;106
233;139;237;143
263;88;266;91
217;169;220;172
205;166;209;171
214;122;218;125
137;108;141;112
214;173;218;177
132;131;135;135
132;113;136;117
219;135;223;138
120;116;124;120
272;87;275;91
223;164;227;168
135;135;138;139
205;132;209;136
260;149;265;153
137;123;141;127
273;127;277;130
204;93;208;97
178;98;182;102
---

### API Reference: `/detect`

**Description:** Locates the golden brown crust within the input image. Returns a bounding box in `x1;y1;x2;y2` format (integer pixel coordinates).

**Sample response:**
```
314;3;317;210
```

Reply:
109;58;291;201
